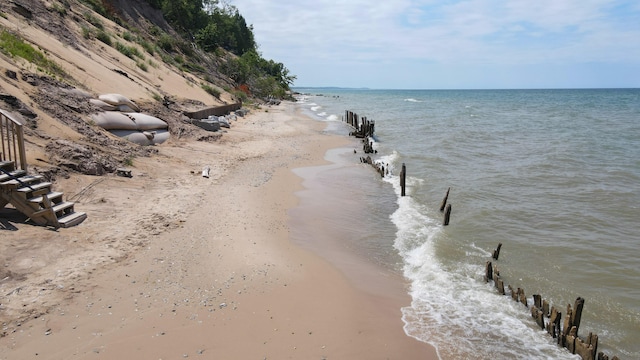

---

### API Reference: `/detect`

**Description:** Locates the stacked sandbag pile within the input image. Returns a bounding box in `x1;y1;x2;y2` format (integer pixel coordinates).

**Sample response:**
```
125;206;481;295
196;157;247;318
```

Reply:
90;94;170;145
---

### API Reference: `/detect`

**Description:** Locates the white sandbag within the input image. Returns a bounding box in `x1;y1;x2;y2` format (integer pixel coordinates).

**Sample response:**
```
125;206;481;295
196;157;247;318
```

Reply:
91;111;137;130
218;116;230;128
117;104;138;113
109;129;170;145
98;93;140;112
127;112;168;130
90;99;118;111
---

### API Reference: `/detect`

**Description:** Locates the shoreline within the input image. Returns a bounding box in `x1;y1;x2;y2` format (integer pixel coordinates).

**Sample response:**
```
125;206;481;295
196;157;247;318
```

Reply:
1;102;438;359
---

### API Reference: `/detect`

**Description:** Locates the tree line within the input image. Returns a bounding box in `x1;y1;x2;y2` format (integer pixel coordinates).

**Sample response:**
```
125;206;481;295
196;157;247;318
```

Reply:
144;0;295;99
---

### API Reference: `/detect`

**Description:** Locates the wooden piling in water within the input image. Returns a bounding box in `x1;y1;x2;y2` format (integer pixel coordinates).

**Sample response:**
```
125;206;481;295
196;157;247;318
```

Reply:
533;294;542;309
572;297;585;334
344;110;375;138
547;306;562;338
532;306;546;329
400;163;406;197
492;243;502;260
443;204;452;225
484;261;493;282
543;299;550;317
495;276;505;295
439;187;450;211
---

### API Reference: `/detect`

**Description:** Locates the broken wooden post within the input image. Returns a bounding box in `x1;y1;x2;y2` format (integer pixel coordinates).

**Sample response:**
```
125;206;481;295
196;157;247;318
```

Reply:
495;276;505;295
533;294;542;309
566;326;578;354
439;187;450;211
484;261;493;282
443;204;452;225
531;306;545;330
400;163;406;197
562;303;574;347
542;299;550;317
547;306;561;338
518;288;528;307
492;243;502;260
572;297;585;335
587;332;599;359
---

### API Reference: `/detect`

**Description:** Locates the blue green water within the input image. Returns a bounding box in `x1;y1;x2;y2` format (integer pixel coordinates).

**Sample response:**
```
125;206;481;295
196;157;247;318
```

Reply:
294;88;640;359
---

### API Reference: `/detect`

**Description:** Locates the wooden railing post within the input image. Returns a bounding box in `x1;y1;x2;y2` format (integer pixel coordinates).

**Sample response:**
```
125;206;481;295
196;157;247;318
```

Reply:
0;109;27;171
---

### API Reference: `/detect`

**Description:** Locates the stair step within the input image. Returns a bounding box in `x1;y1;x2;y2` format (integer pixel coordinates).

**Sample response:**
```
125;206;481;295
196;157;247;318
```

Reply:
29;191;64;204
17;181;51;193
52;201;75;214
57;211;87;228
1;174;44;186
0;169;27;183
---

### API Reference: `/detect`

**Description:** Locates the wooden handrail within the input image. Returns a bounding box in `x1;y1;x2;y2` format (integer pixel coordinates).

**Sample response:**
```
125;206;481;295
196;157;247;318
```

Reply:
0;109;27;171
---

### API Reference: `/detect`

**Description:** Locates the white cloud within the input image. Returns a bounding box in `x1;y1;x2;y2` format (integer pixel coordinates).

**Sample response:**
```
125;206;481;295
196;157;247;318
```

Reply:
230;0;640;88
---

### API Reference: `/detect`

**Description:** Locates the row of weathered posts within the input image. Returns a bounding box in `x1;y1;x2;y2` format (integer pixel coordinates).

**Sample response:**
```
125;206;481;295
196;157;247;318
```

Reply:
345;110;453;226
485;244;619;360
344;110;375;139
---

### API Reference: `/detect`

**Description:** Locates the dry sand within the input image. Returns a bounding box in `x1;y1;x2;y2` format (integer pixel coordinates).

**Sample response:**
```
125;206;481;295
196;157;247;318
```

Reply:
1;103;439;359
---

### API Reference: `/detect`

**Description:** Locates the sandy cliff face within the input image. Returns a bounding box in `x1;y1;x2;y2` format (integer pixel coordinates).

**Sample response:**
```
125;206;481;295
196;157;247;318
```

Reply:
0;0;237;177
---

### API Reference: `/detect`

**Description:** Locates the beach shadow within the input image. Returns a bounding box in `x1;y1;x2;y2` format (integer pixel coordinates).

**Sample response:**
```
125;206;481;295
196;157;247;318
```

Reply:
0;208;28;231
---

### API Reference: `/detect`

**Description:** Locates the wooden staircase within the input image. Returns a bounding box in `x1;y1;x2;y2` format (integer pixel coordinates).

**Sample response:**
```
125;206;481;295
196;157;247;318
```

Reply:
1;108;86;228
1;160;87;228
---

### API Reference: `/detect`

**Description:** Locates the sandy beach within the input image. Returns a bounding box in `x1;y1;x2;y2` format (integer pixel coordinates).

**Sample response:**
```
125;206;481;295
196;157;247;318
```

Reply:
1;102;438;359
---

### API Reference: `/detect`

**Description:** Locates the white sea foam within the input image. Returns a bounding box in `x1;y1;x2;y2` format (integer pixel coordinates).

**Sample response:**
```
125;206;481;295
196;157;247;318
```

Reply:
310;106;321;112
382;171;578;359
404;98;422;102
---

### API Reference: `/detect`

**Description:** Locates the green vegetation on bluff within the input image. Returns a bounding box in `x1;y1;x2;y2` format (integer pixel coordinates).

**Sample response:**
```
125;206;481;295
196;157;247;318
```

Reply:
0;29;67;78
145;0;295;99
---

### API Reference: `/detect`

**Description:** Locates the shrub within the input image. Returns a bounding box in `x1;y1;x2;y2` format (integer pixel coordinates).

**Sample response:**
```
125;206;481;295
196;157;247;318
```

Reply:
0;30;67;78
81;26;92;39
84;12;103;29
79;0;107;17
136;61;148;72
202;84;221;98
50;3;67;16
115;42;143;59
232;90;248;103
140;40;155;55
158;34;174;52
122;31;134;41
96;30;111;45
151;92;162;102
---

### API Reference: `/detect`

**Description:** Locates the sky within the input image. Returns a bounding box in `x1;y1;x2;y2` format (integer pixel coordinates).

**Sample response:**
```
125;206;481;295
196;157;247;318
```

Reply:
229;0;640;89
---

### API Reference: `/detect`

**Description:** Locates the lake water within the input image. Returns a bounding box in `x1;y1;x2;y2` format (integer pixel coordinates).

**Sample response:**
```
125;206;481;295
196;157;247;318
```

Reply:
293;88;640;359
